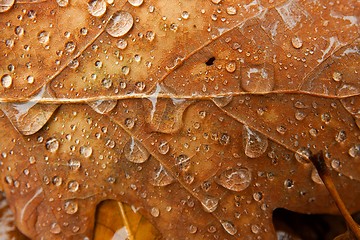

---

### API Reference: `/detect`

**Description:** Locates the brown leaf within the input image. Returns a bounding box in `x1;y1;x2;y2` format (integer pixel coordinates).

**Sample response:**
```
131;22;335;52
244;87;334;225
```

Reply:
0;0;359;239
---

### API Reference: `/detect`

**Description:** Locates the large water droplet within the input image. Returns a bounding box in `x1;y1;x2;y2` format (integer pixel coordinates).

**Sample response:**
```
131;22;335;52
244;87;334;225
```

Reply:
80;145;93;158
215;167;251;192
150;207;160;217
87;0;106;17
128;0;143;7
0;0;15;12
46;137;60;152
175;154;191;172
150;164;174;187
1;74;12;88
213;95;233;107
201;196;219;213
37;31;50;45
88;100;117;114
221;220;237;235
241;65;274;93
291;36;303;49
348;145;360;158
106;11;134;37
124;138;150;163
64;200;78;214
50;222;61;234
157;140;170;154
242;126;268;158
294;147;311;164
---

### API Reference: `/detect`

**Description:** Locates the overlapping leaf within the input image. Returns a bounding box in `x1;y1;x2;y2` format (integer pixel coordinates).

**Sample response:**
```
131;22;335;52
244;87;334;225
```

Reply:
0;0;359;239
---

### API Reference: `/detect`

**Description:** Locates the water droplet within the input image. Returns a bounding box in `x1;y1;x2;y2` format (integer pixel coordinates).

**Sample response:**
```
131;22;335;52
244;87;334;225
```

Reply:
211;0;221;4
291;36;303;49
150;164;174;187
0;0;15;12
64;200;78;214
284;179;294;189
15;26;24;36
45;138;59;152
215;167;251;192
56;0;69;7
52;176;63;186
128;0;143;7
251;224;260;234
321;113;331;123
29;156;36;164
87;0;106;17
65;41;76;53
106;11;134;37
331;159;340;170
158;140;170;154
189;225;198;234
150;207;160;217
68;159;81;171
36;31;50;46
242;125;268;158
50;222;61;234
332;72;342;82
124;118;136;129
124;138;150;163
116;38;128;49
27;75;35;84
68;180;79;192
348;145;360;158
80;145;92;158
201;196;219;213
175;154;191;172
213;95;233;107
335;130;347;143
1;74;12;88
253;192;263;202
181;11;189;19
311;168;323;185
88;100;117;114
294;147;311;164
221;221;237;235
226;6;237;15
276;125;287;135
295;111;307;121
225;61;236;73
241;65;274;93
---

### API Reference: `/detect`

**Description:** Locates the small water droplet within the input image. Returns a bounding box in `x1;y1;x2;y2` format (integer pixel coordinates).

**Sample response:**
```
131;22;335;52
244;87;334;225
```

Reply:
52;176;62;186
348;145;360;158
68;159;81;171
1;74;12;88
124;138;150;163
87;0;106;17
116;39;128;49
226;6;237;15
50;222;61;234
295;111;307;121
29;156;36;164
189;225;198;234
124;118;136;129
64;200;78;214
46;138;60;152
251;224;260;234
181;11;189;19
0;0;15;12
150;207;160;217
332;72;342;82
335;130;347;143
331;159;340;170
284;179;294;189
216;167;251;192
276;125;287;135
128;0;143;7
158;140;170;154
291;36;303;49
321;113;331;123
175;154;191;172
242;125;268;158
213;95;233;107
241;65;274;93
68;180;79;192
56;0;69;7
80;145;92;158
106;11;134;37
150;164;174;187
65;41;76;53
294;147;311;164
253;192;263;202
88;100;117;114
225;61;236;73
27;75;35;84
37;31;50;45
201;196;219;213
221;221;237;235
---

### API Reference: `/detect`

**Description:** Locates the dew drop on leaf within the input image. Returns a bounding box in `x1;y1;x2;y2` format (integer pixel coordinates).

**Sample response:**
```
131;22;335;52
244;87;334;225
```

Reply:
106;11;134;38
215;167;251;192
87;0;106;17
175;154;191;172
80;145;93;158
150;207;160;217
50;222;61;234
294;147;311;164
1;74;12;88
150;164;174;187
68;159;81;171
64;200;79;215
291;36;303;49
348;145;360;158
56;0;69;7
241;65;274;93
188;225;198;234
124;138;150;163
220;220;237;235
88;100;117;114
128;0;143;7
68;180;80;192
242;125;268;158
0;0;14;12
200;196;219;213
157;140;170;155
311;168;323;185
45;137;60;153
213;95;233;107
37;31;50;45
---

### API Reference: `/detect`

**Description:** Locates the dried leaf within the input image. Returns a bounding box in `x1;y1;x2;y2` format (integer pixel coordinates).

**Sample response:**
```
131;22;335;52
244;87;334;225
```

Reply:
0;0;359;239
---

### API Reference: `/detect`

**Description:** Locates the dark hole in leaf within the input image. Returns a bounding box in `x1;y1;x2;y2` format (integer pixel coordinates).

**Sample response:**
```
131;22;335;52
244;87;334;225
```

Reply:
273;208;360;240
205;57;215;66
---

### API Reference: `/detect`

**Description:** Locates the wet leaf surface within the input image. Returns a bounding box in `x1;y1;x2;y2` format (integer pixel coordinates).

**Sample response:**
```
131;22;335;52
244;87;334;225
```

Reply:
0;0;359;239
